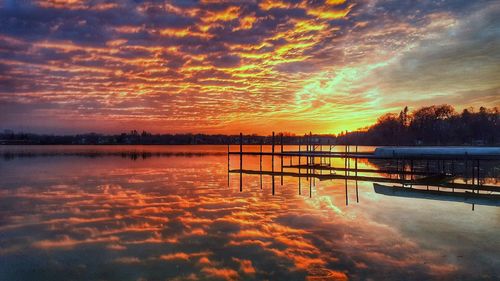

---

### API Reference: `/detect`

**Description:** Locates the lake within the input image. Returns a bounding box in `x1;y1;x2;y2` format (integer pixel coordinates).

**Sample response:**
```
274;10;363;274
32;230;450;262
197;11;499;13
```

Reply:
0;145;499;280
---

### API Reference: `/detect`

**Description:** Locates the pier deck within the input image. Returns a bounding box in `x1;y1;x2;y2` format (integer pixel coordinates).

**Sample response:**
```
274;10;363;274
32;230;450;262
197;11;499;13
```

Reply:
227;132;500;199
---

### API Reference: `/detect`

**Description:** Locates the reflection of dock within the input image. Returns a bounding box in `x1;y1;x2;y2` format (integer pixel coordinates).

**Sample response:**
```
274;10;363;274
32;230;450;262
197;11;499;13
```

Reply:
229;169;499;193
283;164;442;176
373;183;500;207
228;132;500;206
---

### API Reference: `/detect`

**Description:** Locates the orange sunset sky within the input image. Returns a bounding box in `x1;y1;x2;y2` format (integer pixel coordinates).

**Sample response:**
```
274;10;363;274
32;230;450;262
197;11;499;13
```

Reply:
0;0;499;134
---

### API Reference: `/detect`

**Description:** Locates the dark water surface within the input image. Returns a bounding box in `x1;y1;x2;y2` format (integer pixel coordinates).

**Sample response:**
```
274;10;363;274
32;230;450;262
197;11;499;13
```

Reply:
0;145;499;281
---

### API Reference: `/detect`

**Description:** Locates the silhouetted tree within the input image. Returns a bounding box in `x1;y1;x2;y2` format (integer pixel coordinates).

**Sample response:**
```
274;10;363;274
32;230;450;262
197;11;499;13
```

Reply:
338;105;499;145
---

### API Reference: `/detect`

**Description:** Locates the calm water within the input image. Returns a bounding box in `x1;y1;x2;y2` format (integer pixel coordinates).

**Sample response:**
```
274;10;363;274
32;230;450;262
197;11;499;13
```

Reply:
0;145;499;281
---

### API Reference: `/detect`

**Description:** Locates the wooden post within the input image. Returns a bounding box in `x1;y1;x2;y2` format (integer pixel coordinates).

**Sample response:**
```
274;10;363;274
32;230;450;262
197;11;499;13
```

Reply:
306;133;309;165
298;171;301;195
280;162;283;185
345;144;348;205
272;173;275;195
298;140;301;194
312;134;316;186
272;132;275;171
306;134;309;180
345;173;348;206
259;143;263;171
309;131;312;170
355;146;358;164
308;133;312;197
319;140;323;175
260;143;263;189
239;133;243;192
355;145;359;203
320;141;322;165
227;144;230;187
280;133;284;153
328;139;332;167
280;133;283;185
272;132;275;195
345;144;348;176
239;133;243;158
347;145;350;176
298;140;302;173
309;170;312;198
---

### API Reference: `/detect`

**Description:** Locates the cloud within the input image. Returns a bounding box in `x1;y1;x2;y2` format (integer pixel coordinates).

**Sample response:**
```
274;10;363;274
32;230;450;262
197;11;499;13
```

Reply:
378;2;500;95
0;0;497;134
201;267;239;280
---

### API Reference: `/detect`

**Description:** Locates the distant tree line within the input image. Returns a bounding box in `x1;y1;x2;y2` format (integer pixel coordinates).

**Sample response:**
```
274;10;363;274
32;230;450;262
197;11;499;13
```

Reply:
0;131;240;145
337;105;499;145
0;130;332;145
1;105;498;146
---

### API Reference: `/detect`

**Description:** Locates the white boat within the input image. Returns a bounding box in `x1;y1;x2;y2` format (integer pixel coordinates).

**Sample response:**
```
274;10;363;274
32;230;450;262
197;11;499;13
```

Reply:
373;183;500;206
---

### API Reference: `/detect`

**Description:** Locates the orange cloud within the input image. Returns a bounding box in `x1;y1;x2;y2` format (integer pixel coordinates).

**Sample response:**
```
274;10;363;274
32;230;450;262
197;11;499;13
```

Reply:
203;6;240;22
201;267;239;281
232;258;256;275
33;235;120;249
159;252;191;261
305;4;354;20
234;15;257;31
259;0;292;10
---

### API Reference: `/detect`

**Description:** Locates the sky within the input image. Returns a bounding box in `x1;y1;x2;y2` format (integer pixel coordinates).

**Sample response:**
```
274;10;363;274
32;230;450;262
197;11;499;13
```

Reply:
0;0;499;135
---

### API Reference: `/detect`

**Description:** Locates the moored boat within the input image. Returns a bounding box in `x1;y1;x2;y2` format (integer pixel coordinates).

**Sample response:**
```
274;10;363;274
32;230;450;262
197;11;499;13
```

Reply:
373;183;500;206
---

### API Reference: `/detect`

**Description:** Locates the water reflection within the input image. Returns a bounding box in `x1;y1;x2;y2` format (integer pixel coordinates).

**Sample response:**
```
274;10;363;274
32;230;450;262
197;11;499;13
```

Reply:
0;146;499;280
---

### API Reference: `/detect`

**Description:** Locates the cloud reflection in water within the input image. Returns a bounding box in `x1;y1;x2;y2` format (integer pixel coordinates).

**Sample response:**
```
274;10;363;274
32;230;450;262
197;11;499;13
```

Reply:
0;153;497;280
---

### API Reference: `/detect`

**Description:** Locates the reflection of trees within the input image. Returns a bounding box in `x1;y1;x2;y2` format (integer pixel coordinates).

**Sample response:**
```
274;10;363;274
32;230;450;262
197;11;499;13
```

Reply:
1;152;224;160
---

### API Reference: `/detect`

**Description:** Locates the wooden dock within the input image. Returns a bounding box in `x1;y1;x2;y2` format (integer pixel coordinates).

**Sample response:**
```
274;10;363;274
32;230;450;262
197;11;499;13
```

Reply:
228;150;500;161
228;132;500;201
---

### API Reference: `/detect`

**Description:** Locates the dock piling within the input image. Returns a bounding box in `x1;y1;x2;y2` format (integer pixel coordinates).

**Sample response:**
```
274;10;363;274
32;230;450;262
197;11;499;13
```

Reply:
239;133;243;192
260;142;263;189
355;145;359;203
281;133;283;185
272;131;275;171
